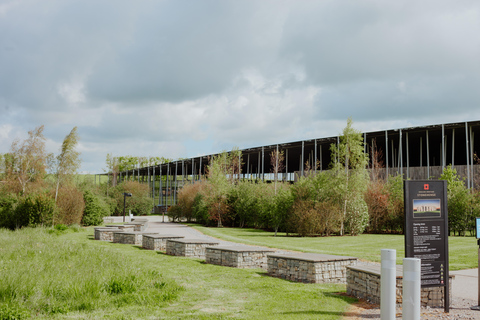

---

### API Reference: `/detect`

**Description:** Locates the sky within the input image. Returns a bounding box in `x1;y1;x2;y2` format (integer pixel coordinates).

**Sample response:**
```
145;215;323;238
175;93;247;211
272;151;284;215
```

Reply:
1;0;480;174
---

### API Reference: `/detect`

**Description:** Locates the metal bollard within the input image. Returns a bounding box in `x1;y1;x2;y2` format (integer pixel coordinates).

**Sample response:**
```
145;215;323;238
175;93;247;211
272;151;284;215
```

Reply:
381;249;396;320
403;258;421;320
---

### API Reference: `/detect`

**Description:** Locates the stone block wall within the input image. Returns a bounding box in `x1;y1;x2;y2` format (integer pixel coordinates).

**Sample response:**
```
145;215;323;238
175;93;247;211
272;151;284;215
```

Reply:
346;266;453;307
206;247;274;269
113;232;125;243
166;240;219;258
268;254;357;283
142;235;184;251
94;228;120;241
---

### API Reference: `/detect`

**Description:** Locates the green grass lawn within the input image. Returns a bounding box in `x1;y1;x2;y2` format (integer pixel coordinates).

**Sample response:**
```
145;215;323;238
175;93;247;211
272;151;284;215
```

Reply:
0;227;355;319
187;225;479;271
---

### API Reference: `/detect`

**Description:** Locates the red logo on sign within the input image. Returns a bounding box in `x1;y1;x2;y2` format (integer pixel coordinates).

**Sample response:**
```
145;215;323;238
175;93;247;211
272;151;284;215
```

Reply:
424;184;429;190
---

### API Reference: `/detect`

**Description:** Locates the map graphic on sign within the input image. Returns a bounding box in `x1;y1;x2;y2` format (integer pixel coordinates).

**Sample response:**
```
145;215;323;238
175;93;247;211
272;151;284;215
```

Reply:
413;199;441;218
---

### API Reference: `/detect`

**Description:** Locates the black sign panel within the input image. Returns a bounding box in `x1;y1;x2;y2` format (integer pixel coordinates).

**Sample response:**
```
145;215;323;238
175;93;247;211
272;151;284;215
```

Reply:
404;180;449;289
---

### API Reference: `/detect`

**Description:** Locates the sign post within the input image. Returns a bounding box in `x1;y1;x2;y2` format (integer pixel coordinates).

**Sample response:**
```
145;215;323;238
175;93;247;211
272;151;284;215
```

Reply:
404;180;449;313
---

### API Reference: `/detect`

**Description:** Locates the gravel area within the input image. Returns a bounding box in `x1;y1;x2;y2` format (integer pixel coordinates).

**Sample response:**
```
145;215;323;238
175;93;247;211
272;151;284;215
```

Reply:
344;295;479;319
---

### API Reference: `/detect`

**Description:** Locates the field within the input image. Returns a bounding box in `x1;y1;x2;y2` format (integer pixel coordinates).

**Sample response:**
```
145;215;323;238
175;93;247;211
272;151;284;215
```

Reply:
0;226;354;319
2;222;476;319
188;225;479;271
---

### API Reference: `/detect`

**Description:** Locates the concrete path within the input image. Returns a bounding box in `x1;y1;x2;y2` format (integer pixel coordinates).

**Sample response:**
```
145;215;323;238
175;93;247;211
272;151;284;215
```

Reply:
450;268;479;305
105;215;480;305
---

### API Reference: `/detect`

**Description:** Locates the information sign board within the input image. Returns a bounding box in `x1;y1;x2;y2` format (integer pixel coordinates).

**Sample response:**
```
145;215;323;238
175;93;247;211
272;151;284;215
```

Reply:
476;217;480;239
404;180;449;312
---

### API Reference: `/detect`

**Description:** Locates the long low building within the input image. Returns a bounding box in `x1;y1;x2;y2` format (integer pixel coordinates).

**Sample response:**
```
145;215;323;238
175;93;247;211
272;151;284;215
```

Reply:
101;120;480;207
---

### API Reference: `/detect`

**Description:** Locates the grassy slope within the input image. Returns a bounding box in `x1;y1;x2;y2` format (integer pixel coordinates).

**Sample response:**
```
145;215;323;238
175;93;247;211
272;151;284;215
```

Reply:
188;225;478;271
0;227;355;319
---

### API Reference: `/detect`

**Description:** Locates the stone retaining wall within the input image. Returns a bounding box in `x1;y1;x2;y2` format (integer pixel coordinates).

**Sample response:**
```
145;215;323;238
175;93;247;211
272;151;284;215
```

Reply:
142;235;185;251
346;265;453;307
206;246;275;269
121;232;158;246
113;231;125;243
166;239;219;258
268;253;357;283
94;227;120;241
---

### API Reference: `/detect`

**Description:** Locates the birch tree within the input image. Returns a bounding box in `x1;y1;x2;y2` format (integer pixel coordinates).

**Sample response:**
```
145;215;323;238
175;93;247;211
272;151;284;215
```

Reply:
54;127;81;202
5;125;49;194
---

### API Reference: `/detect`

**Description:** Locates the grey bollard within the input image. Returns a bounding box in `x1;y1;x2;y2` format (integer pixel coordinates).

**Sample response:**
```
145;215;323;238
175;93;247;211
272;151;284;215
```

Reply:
403;258;421;320
381;249;396;320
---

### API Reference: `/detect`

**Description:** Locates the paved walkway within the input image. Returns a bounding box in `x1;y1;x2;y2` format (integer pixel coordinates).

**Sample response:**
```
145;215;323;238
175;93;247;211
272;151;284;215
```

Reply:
106;215;480;305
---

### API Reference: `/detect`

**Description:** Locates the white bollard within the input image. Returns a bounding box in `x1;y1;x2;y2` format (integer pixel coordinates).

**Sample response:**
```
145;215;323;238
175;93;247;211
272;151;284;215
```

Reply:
381;249;397;320
403;258;421;320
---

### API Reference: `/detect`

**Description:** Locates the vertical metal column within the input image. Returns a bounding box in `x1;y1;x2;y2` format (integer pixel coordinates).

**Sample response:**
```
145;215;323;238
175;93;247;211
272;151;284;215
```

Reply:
238;153;241;180
452;129;455;168
466;123;470;189
427;130;430;179
286;148;289;181
420;137;423;167
152;166;155;204
399;129;403;178
319;144;323;171
247;154;250;180
442;124;445;170
314;140;317;174
276;144;279;181
182;160;184;186
262;146;265;182
406;132;410;179
167;163;170;206
257;151;260;180
174;161;178;204
385;131;389;179
301;141;304;177
470;126;474;189
192;159;194;183
159;165;163;206
199;157;202;181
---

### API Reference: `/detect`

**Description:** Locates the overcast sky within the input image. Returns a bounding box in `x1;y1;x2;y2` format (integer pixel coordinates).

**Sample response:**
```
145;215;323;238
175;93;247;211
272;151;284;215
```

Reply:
1;0;480;173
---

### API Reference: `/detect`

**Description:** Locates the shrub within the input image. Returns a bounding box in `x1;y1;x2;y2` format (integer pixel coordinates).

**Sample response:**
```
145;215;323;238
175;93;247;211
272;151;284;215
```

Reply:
14;192;57;228
344;196;369;236
111;181;152;216
192;193;210;225
0;193;18;230
175;181;208;222
82;190;110;226
365;180;389;233
55;185;85;225
289;199;321;236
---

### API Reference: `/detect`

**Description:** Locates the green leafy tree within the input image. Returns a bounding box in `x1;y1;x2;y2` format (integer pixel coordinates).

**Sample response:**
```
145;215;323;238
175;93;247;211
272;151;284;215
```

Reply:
205;152;233;227
329;118;369;235
441;165;473;235
4;125;50;194
54;127;81;202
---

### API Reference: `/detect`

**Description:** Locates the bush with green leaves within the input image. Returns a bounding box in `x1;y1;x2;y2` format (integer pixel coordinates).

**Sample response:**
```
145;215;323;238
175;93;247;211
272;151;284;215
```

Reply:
0;193;18;230
441;165;475;236
82;190;111;226
110;181;152;216
14;192;57;228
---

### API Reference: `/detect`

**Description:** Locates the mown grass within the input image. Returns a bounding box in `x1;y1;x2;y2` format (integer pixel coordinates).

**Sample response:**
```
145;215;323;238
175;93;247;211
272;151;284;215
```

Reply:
0;226;355;319
187;225;479;271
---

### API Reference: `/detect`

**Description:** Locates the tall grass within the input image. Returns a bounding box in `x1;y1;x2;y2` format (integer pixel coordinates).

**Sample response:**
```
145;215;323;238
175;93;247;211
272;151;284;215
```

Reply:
0;227;182;319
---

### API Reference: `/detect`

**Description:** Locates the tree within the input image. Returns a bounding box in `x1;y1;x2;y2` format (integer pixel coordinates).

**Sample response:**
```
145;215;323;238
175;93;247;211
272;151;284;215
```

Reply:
205;152;232;227
329;118;369;235
270;149;285;194
54;127;81;202
4;125;50;194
